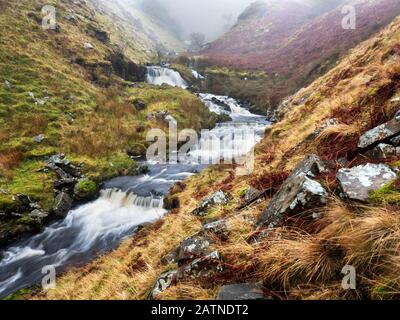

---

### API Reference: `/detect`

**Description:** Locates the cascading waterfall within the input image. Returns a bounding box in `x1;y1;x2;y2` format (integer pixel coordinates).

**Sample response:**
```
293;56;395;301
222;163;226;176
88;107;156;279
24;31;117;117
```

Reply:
0;189;166;298
146;66;188;89
0;68;270;299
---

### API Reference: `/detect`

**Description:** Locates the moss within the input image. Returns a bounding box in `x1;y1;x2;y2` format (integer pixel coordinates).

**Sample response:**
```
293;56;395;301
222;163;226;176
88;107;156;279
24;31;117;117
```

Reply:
75;179;98;195
3;285;41;300
369;181;400;205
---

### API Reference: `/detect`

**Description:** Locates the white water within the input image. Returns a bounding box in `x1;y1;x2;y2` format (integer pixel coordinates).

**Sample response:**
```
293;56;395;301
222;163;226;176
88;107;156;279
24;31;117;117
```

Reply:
146;66;188;89
0;68;269;298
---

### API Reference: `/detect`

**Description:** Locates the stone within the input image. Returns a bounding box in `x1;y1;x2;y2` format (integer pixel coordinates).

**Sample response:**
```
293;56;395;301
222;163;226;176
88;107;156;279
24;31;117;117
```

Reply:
53;191;73;217
176;235;213;264
244;187;263;203
133;99;147;111
84;42;94;50
364;143;397;159
391;135;400;147
33;134;45;143
4;80;11;89
358;115;400;149
192;191;231;216
0;188;8;195
201;219;228;239
337;163;397;202
28;209;49;225
182;251;223;278
257;173;328;228
54;178;78;192
292;154;329;178
151;270;179;299
66;14;77;22
217;283;273;300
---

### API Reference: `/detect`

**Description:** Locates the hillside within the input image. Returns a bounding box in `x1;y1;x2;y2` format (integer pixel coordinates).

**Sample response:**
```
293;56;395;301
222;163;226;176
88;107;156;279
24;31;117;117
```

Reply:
0;0;214;248
33;14;400;300
198;0;400;110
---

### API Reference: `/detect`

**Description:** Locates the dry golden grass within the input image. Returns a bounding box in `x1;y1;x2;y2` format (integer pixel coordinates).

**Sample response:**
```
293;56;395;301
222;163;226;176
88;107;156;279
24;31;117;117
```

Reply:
29;16;400;301
0;150;24;178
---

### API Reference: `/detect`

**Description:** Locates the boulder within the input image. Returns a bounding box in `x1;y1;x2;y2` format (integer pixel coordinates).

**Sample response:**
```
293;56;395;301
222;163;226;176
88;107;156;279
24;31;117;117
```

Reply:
358;112;400;149
365;143;398;159
182;251;224;279
151;251;224;298
257;173;328;228
73;179;98;201
217;283;273;300
176;235;213;264
192;191;231;216
201;219;228;239
337;163;397;202
53;191;73;217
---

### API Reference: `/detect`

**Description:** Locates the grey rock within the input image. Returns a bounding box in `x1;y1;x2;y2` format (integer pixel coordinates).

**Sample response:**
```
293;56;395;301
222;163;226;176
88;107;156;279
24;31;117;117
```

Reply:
33;134;45;143
54;178;78;192
202;219;228;239
244;187;263;203
292;154;329;178
0;188;8;195
257;155;329;228
365;143;397;159
391;135;400;147
28;209;49;224
192;191;231;216
217;283;273;301
177;235;213;264
337;163;397;202
53;191;73;217
257;173;328;228
182;251;223;278
358;115;400;149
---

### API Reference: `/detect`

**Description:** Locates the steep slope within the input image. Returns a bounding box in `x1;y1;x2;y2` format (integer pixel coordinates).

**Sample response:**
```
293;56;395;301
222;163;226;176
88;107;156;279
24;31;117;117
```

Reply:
35;15;400;300
0;0;214;247
199;0;400;109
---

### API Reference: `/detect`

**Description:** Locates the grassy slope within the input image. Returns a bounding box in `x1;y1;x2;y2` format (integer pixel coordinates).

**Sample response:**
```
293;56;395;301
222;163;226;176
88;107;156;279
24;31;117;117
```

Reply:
33;15;400;300
0;0;214;240
197;0;400;111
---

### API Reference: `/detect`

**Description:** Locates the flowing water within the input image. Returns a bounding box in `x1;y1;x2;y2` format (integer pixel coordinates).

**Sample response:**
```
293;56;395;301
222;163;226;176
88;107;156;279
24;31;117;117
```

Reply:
0;67;269;298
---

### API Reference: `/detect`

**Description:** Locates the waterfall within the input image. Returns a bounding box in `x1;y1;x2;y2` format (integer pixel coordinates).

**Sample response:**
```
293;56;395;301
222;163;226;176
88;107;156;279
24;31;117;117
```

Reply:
146;66;188;89
0;189;166;298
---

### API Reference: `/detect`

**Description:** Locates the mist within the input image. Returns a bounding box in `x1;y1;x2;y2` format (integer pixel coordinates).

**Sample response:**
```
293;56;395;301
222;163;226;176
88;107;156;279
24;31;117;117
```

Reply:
127;0;346;43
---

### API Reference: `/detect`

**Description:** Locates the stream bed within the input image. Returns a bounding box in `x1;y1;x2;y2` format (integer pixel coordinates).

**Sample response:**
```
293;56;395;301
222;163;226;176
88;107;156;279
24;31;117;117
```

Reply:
0;67;269;298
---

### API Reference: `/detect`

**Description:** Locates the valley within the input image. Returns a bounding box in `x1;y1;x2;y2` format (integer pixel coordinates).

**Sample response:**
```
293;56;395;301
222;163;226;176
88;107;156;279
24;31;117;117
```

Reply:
0;0;400;302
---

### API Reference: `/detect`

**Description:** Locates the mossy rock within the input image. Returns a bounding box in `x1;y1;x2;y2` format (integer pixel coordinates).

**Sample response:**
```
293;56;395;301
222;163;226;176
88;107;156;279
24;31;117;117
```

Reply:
73;179;98;201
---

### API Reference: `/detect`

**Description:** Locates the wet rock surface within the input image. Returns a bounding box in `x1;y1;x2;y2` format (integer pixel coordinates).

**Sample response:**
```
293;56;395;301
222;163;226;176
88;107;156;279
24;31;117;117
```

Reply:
217;283;273;300
337;163;397;202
